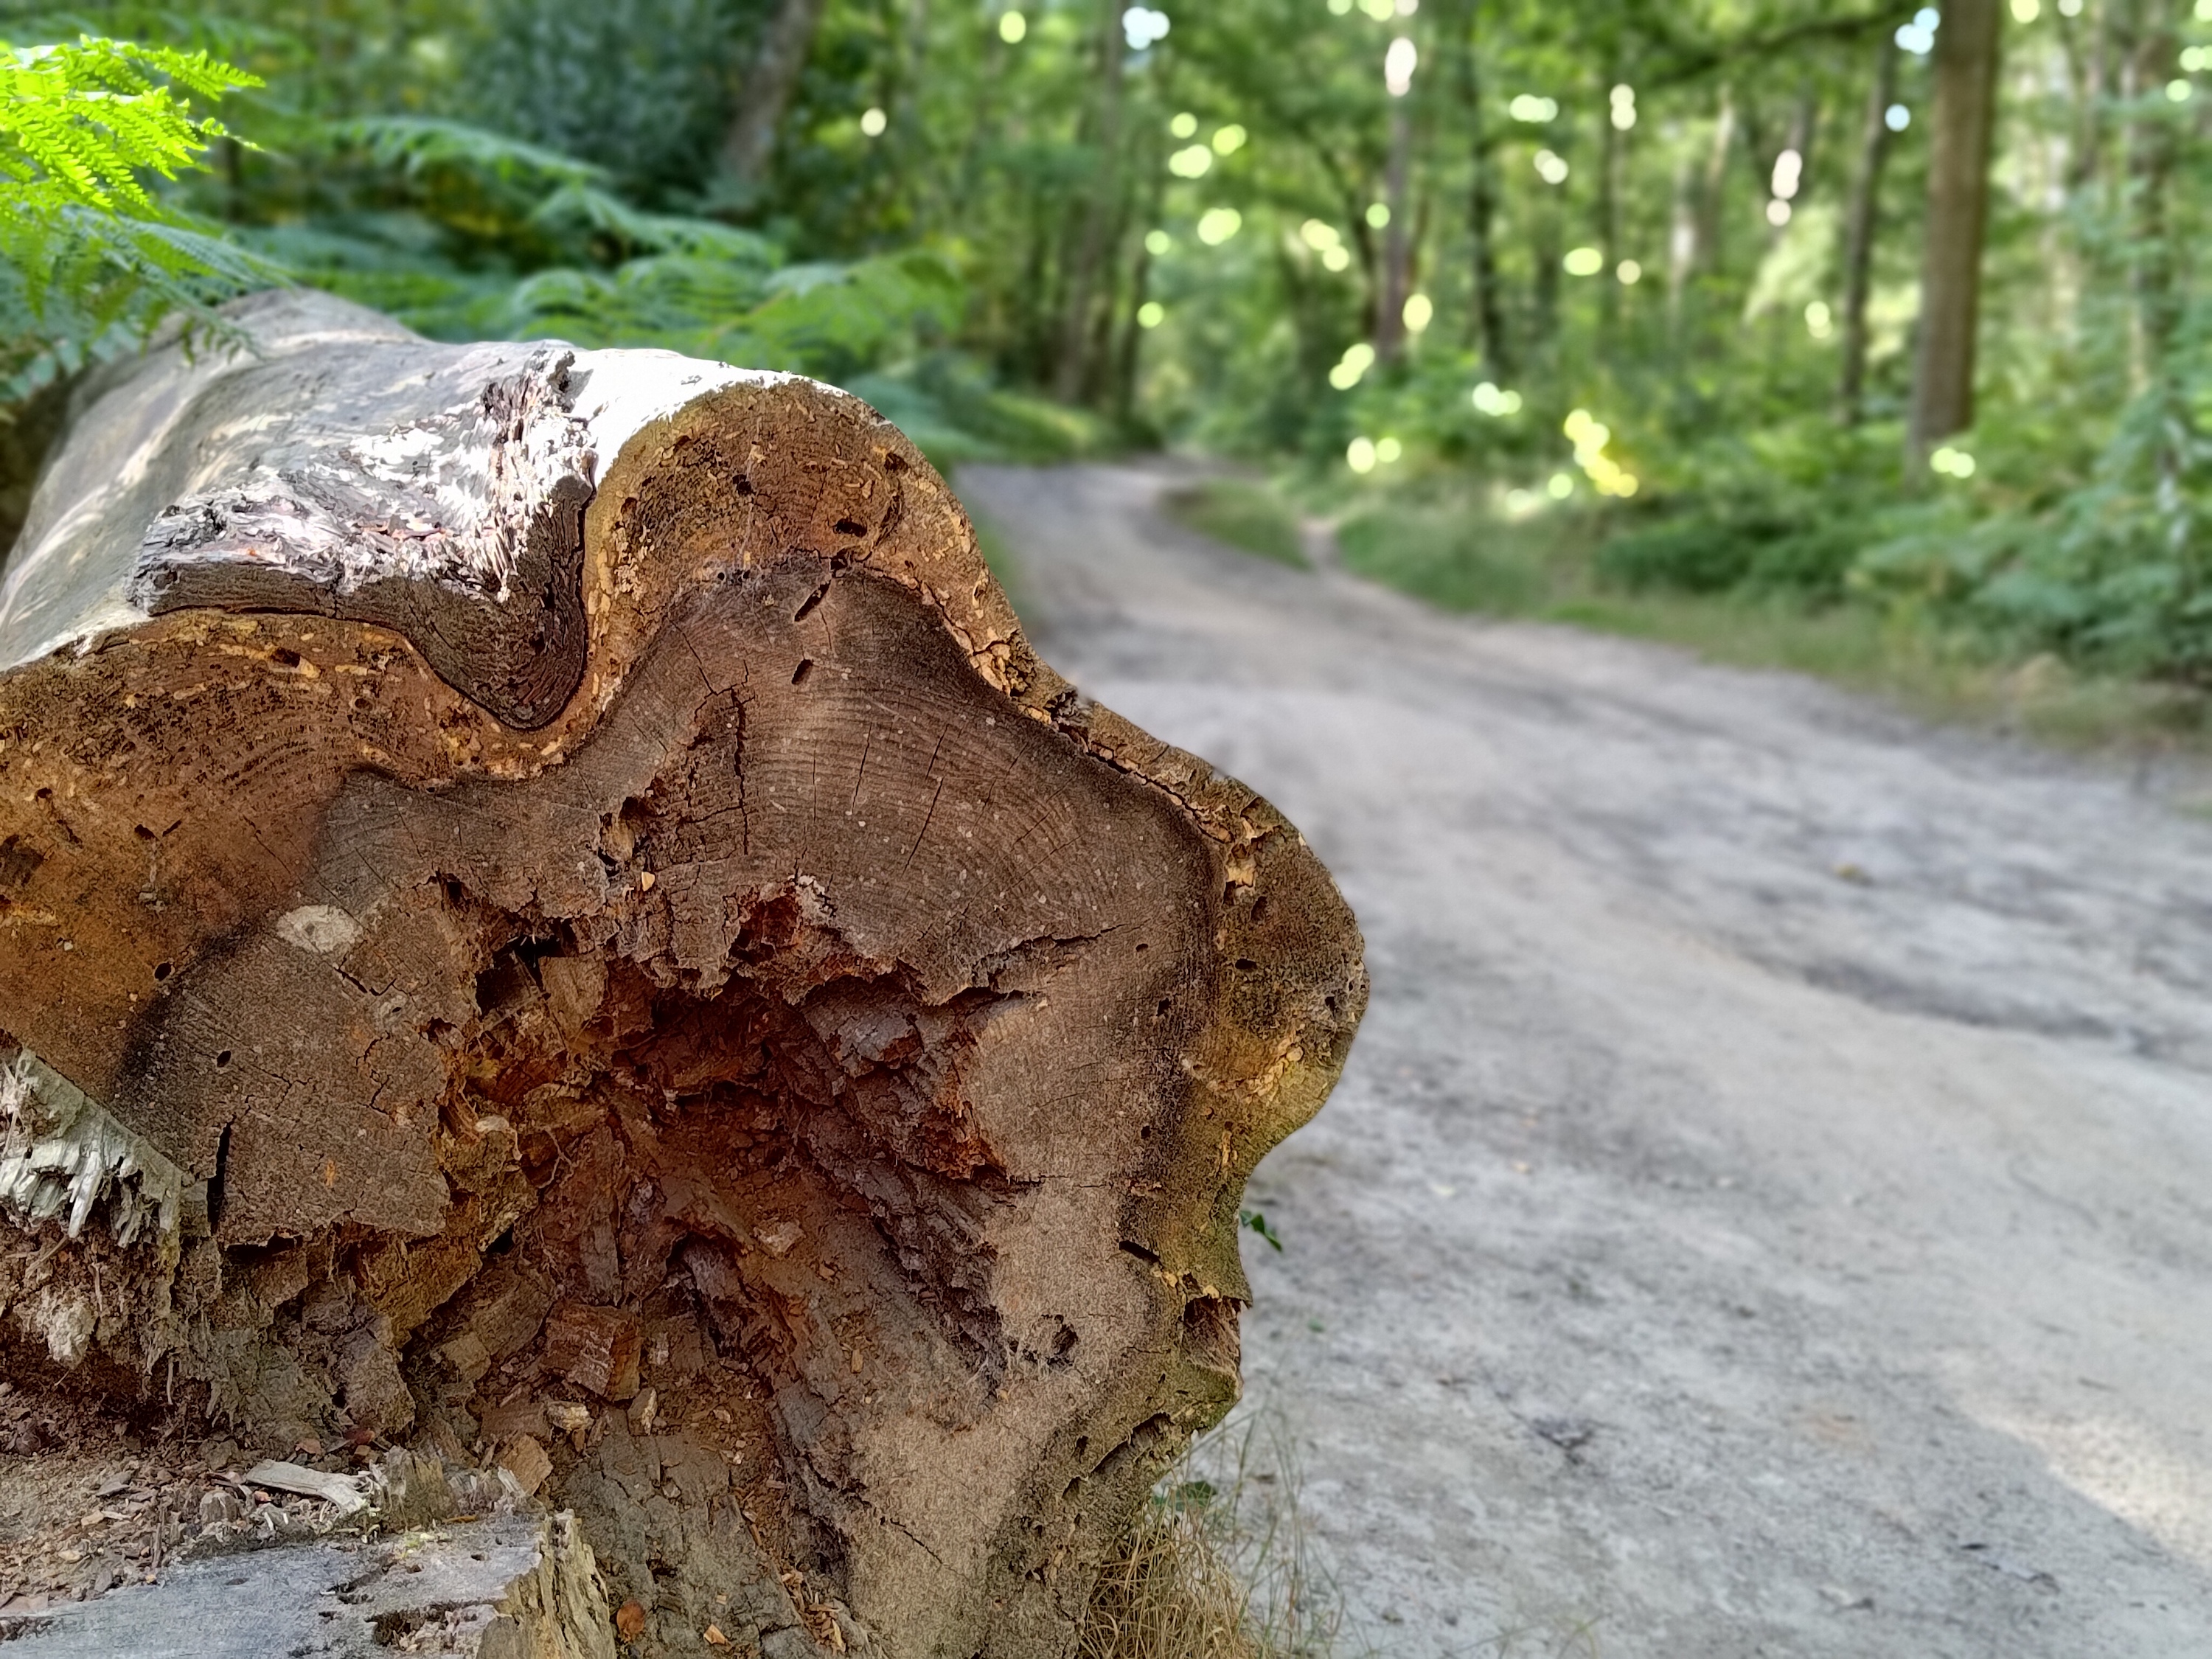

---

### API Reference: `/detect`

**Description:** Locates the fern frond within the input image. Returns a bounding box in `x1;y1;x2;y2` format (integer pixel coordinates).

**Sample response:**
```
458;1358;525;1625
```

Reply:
528;182;779;264
328;116;605;191
0;37;259;215
0;35;274;400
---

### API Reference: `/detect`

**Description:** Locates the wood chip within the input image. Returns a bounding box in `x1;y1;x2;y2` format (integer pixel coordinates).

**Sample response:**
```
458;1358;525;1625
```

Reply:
479;1399;549;1441
541;1303;642;1401
495;1436;552;1498
240;1460;369;1517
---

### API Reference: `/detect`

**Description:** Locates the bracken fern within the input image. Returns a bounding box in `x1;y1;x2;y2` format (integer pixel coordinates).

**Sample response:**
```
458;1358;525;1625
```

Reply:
0;35;277;398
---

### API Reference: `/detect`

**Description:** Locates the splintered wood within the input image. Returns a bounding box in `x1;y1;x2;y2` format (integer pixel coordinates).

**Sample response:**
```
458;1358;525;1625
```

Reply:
0;291;1365;1658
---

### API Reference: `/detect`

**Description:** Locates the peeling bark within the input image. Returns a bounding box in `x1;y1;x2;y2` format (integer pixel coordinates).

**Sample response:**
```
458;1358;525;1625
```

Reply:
0;291;1366;1658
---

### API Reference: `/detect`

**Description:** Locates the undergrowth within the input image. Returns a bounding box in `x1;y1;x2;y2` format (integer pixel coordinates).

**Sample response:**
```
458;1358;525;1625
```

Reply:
1167;474;2212;759
1078;1417;1341;1659
1161;479;1307;568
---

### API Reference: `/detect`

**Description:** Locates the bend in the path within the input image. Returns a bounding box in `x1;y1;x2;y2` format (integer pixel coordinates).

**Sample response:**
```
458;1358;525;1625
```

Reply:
961;461;2212;1659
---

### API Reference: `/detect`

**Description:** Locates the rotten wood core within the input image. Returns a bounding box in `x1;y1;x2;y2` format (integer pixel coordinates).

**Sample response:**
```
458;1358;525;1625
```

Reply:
0;291;1366;1658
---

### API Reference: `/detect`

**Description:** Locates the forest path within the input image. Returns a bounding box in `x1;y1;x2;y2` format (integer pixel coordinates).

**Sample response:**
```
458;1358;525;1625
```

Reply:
958;462;2212;1659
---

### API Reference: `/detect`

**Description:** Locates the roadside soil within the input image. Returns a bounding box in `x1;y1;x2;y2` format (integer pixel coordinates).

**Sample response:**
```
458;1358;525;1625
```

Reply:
959;461;2212;1659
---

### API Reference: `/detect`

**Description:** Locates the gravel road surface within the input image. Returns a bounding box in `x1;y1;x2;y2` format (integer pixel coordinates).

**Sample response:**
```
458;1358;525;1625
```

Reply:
959;462;2212;1659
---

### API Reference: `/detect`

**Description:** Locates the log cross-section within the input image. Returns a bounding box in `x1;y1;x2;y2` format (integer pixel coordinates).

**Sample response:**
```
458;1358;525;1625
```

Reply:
0;291;1366;1659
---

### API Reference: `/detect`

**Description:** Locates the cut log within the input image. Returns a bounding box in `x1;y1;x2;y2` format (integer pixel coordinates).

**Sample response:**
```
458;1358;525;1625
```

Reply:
0;291;1366;1658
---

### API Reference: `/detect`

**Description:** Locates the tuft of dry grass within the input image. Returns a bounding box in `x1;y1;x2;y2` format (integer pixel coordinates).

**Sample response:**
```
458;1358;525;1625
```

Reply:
1077;1419;1341;1659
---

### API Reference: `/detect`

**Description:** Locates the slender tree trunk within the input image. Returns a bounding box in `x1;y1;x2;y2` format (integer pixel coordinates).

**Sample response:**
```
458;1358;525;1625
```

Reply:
1084;188;1134;402
1377;100;1414;360
1114;150;1168;420
1907;0;2003;464
1532;183;1562;347
2124;8;2183;481
1599;85;1622;331
720;0;831;188
2061;0;2112;193
1837;37;1899;425
1054;0;1128;403
1116;242;1152;422
1666;147;1697;333
1694;90;1737;279
894;0;933;212
1453;1;1509;372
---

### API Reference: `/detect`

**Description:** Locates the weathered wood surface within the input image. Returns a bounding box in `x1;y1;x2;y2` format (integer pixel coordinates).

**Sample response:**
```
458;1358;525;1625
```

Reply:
0;290;1366;1657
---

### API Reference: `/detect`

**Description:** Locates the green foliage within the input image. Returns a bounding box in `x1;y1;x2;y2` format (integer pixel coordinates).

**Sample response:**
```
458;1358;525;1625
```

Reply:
0;33;274;396
470;0;754;202
846;356;1119;470
1336;495;1578;616
6;0;2212;689
1163;480;1308;568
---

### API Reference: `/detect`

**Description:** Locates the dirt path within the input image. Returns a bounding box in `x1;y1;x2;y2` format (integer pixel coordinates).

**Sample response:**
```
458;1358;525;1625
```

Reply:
959;462;2212;1659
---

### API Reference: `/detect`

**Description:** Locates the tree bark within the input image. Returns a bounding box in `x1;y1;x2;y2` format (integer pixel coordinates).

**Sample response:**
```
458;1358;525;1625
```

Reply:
2123;9;2182;393
0;291;1366;1658
1597;88;1621;333
1376;100;1415;361
1054;0;1128;403
1907;0;2003;464
1694;89;1737;284
1453;6;1509;375
1837;35;1899;425
720;0;831;189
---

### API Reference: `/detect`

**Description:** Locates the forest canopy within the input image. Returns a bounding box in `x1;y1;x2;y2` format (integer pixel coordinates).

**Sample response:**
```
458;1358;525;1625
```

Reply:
4;0;2211;686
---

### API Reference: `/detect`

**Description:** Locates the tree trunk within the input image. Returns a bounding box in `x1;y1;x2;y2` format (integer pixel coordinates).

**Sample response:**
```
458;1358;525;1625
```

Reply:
1837;35;1899;425
1907;0;2003;464
2060;0;2112;195
1598;91;1621;333
1054;0;1128;403
1376;100;1415;361
2123;7;2183;394
1453;2;1509;373
1665;149;1697;333
0;291;1366;1658
720;0;831;189
1694;90;1737;284
1532;184;1562;347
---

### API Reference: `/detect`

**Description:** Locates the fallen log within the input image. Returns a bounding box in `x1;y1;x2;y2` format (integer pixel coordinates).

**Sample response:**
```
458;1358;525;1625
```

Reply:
0;291;1366;1657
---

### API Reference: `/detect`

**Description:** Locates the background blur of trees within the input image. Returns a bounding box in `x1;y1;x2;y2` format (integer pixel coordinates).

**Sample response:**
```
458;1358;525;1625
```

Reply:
7;0;2212;691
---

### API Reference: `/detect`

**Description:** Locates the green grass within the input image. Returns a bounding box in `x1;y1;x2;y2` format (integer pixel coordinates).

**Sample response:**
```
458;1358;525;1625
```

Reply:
1161;480;1308;568
1316;487;2212;761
